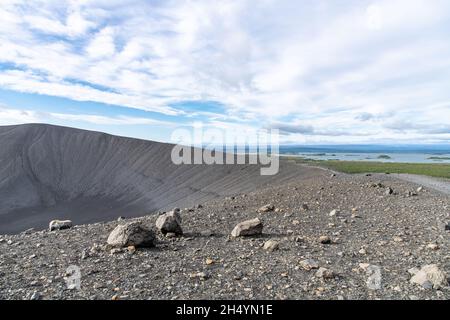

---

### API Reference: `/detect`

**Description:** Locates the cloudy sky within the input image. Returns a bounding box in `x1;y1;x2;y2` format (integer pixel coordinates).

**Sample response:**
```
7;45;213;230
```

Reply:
0;0;449;144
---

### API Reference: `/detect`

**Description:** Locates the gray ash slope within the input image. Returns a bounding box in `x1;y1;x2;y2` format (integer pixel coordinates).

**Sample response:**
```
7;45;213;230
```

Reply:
0;124;321;234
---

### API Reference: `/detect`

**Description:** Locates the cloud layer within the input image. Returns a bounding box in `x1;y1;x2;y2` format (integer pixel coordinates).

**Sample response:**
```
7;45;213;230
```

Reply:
0;0;449;143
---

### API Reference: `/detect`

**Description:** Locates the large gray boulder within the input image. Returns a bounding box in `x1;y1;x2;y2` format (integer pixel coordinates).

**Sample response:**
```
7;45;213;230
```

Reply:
231;218;263;237
155;208;183;235
107;221;156;248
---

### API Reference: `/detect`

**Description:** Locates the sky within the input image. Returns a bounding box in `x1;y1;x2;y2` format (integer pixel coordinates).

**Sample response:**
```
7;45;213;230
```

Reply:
0;0;449;145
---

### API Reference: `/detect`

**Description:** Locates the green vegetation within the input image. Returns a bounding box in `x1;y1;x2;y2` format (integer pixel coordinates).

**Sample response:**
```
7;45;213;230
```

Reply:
428;156;450;160
377;154;392;159
308;153;327;156
285;157;450;179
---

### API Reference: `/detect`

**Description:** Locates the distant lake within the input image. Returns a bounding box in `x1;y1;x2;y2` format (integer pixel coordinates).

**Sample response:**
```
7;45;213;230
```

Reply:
278;145;450;164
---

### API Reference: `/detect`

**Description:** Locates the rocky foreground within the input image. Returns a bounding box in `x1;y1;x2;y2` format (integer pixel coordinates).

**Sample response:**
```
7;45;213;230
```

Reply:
0;172;449;300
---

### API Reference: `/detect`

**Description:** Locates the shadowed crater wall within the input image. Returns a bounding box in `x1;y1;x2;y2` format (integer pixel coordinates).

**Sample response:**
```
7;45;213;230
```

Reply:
0;124;323;234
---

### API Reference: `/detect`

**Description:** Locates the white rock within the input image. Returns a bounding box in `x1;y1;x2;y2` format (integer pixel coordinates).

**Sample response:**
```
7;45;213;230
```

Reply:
49;220;73;231
410;264;448;289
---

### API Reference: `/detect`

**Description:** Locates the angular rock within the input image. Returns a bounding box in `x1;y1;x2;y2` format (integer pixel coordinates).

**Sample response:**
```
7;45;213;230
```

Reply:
30;291;41;300
107;222;156;248
318;235;332;244
49;220;73;231
299;259;319;271
155;208;182;235
316;267;336;279
258;204;275;213
329;209;338;217
263;239;279;252
410;264;448;289
231;218;263;237
385;187;394;195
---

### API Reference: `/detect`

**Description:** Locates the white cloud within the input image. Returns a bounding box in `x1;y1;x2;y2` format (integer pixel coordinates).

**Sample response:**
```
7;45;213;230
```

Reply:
0;104;177;127
86;27;116;58
0;0;449;143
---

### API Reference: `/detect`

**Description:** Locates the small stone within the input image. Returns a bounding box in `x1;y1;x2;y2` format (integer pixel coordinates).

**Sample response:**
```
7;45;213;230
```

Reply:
393;236;403;242
110;248;123;255
127;246;136;253
316;267;335;279
445;222;450;231
49;220;73;231
263;240;280;252
359;263;370;270
155;208;183;235
30;291;40;300
205;258;214;265
410;264;448;289
300;259;319;271
258;204;275;213
292;219;300;226
329;209;338;217
416;186;423;192
318;236;331;244
165;232;177;238
301;203;309;211
231;218;263;237
385;187;394;195
190;272;209;280
358;248;367;255
427;243;439;251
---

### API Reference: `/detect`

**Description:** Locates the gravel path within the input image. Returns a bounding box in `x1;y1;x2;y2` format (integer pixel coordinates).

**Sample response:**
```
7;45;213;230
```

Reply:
392;174;450;196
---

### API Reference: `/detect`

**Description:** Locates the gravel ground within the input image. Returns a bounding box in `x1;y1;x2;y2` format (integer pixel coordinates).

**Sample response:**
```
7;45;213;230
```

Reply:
0;173;448;300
